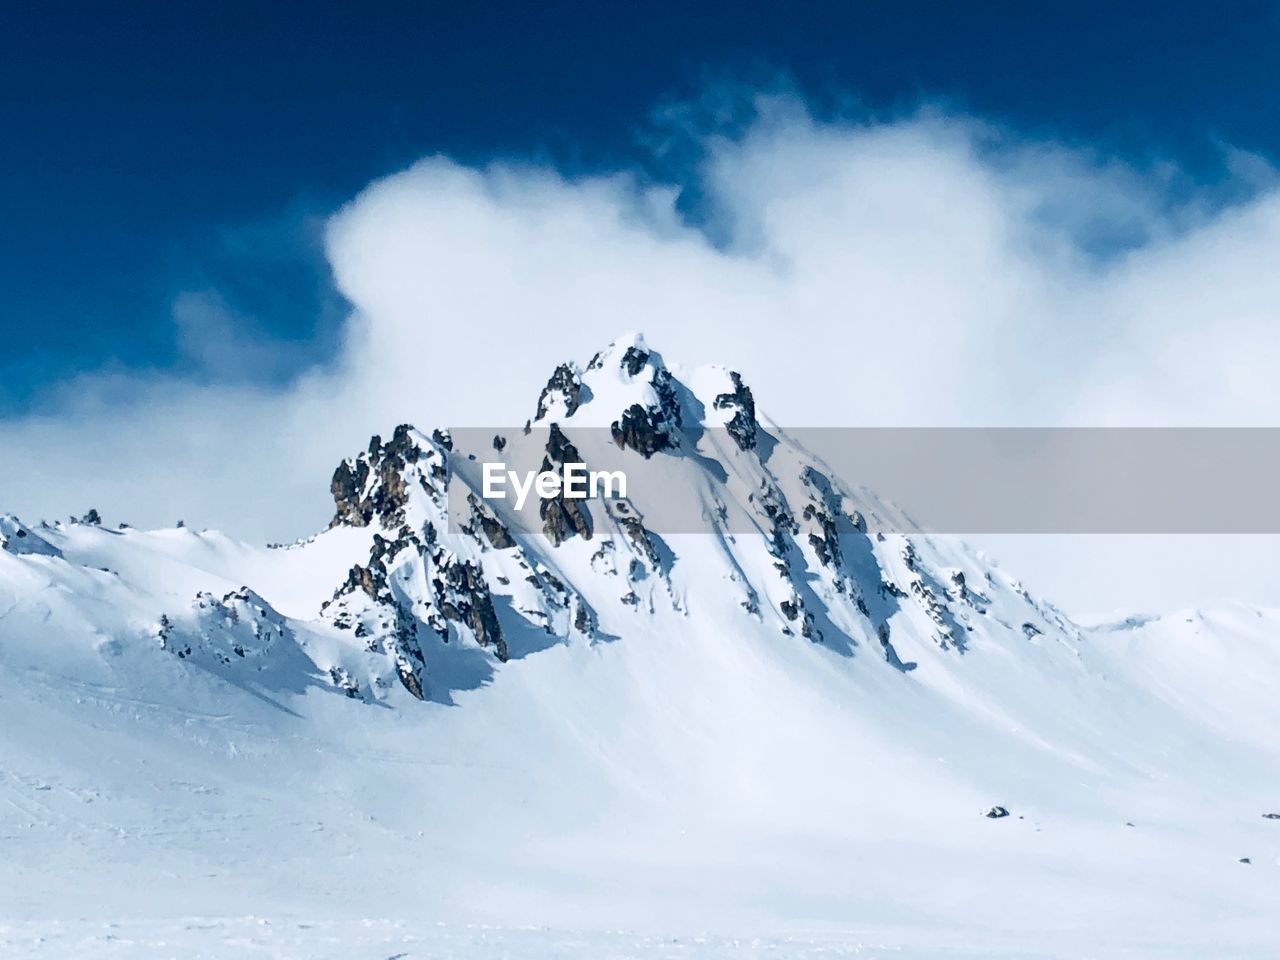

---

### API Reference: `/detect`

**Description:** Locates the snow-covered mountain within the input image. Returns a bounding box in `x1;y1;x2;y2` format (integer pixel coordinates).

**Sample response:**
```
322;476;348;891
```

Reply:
2;335;1278;958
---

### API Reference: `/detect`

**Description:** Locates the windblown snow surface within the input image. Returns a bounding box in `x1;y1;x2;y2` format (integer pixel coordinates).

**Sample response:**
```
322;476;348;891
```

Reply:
2;337;1278;959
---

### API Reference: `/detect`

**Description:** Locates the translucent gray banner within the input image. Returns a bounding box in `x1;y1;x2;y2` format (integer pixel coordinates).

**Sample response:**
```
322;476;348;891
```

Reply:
439;427;1280;535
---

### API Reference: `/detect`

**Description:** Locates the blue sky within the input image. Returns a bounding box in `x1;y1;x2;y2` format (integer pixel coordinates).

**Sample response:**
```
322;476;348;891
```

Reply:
4;0;1280;408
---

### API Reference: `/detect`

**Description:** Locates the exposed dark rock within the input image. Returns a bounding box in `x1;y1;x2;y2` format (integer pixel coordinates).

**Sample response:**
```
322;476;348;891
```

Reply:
535;363;584;420
985;806;1010;819
328;666;361;698
617;514;661;570
621;345;650;377
330;425;438;529
573;600;596;636
713;371;758;451
543;422;581;468
156;614;174;650
911;579;948;626
538;424;593;545
468;494;516;550
326;527;510;698
797;468;845;570
432;553;507;661
804;507;840;568
331;458;373;526
541;495;591;546
800;609;818;640
755;480;797;560
611;403;675;458
609;357;682;458
397;660;425;700
344;563;379;600
330;531;418;604
534;564;569;601
773;596;818;639
372;458;410;522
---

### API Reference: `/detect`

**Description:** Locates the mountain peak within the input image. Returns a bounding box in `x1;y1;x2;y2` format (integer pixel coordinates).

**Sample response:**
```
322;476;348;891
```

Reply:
586;331;653;371
3;336;1072;713
10;337;1273;952
284;334;1081;705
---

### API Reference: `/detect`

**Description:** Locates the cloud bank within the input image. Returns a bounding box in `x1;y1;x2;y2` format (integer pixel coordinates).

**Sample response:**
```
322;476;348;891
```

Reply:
6;95;1280;545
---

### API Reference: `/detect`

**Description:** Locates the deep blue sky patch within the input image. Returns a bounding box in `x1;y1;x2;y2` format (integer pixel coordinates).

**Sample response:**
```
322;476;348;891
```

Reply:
3;0;1278;407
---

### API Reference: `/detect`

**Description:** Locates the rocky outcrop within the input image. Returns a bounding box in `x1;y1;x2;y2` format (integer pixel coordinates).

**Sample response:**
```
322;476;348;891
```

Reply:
535;363;585;421
753;479;797;561
608;345;682;458
306;334;1065;706
330;458;372;526
611;404;674;458
538;424;592;545
799;468;843;569
330;425;434;529
431;551;507;661
467;494;516;550
714;371;758;451
322;524;433;699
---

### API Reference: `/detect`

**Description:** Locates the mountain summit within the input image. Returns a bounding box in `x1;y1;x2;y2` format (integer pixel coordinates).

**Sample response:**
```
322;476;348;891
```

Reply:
154;331;1075;705
2;336;1278;954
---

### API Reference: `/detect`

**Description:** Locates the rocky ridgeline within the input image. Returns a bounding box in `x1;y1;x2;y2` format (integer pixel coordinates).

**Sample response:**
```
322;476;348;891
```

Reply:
143;335;1067;704
317;414;613;701
322;427;515;699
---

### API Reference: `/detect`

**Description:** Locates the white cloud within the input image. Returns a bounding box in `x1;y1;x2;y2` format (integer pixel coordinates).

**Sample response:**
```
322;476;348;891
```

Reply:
5;95;1280;553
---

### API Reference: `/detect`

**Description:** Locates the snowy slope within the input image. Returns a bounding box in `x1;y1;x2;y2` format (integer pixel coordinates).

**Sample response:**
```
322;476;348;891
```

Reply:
1;336;1278;958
